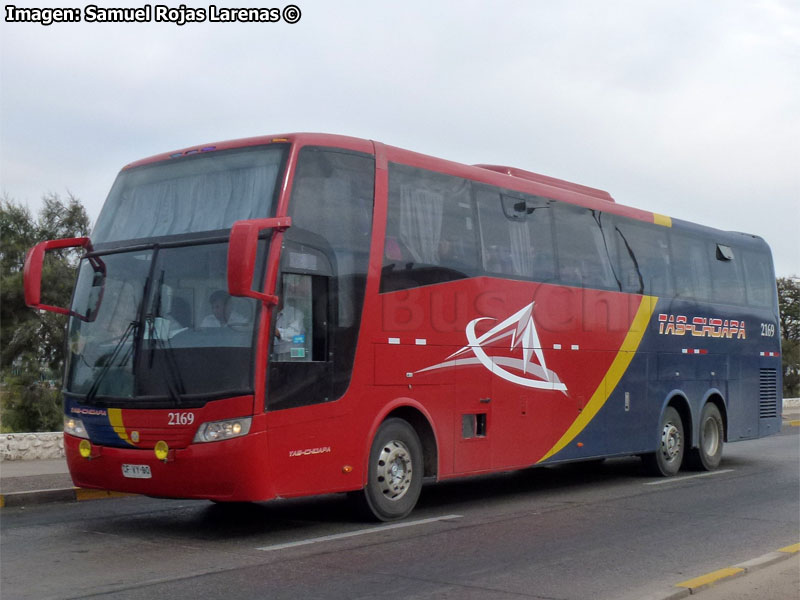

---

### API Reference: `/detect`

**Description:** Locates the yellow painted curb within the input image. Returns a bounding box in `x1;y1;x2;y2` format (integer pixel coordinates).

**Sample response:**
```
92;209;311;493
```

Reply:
75;488;135;501
778;543;800;554
676;567;744;589
787;420;800;427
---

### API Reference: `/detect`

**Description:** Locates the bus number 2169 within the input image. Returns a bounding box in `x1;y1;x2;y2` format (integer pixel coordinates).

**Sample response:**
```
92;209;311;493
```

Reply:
168;412;195;425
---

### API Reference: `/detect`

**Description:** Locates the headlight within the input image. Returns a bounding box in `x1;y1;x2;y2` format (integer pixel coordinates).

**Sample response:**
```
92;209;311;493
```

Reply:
193;417;252;443
64;416;89;439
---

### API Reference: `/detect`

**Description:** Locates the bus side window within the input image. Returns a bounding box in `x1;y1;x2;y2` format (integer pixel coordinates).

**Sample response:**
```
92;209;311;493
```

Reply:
476;185;555;282
553;203;616;290
670;233;712;301
742;250;775;308
273;273;314;362
709;242;745;305
612;218;674;297
382;164;479;291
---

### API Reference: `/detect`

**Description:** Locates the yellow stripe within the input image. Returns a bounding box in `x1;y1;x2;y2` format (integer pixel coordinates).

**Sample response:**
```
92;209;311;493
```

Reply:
653;213;672;227
778;543;800;553
787;420;800;427
107;408;131;444
75;488;135;502
537;295;658;463
0;495;5;508
676;567;744;589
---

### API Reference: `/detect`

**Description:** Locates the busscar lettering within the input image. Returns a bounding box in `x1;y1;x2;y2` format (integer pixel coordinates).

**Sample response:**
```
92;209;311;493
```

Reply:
5;5;81;25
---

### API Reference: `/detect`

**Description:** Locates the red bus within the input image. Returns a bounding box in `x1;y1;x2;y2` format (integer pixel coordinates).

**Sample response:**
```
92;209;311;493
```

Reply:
25;133;783;520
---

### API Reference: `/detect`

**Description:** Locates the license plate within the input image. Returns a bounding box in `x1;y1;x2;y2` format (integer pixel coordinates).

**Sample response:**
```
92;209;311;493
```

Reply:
122;464;152;479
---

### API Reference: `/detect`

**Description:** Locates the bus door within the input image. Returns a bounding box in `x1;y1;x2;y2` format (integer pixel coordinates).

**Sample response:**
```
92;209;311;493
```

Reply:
266;235;335;412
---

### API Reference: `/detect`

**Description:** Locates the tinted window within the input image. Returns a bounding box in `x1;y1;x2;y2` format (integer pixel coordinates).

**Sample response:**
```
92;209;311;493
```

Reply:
709;242;745;305
553;204;617;290
611;218;673;296
382;164;480;291
93;145;287;243
268;147;374;410
670;233;712;300
476;185;556;282
742;250;775;308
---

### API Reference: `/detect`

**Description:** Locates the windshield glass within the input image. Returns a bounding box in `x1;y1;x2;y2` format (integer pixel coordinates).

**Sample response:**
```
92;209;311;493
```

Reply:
92;144;286;244
65;243;260;404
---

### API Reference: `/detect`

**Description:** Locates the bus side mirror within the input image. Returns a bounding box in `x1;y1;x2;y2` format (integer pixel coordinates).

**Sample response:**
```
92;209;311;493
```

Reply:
24;237;94;316
227;217;292;305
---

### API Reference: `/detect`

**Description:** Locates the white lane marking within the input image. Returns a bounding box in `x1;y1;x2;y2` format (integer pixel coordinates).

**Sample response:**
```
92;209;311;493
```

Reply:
256;514;463;552
644;469;734;486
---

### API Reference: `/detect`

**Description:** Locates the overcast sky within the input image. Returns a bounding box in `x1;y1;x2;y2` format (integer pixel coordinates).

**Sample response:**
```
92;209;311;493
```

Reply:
1;0;798;276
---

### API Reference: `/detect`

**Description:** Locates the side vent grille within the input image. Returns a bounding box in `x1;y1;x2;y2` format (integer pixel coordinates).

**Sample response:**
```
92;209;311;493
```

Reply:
759;368;778;418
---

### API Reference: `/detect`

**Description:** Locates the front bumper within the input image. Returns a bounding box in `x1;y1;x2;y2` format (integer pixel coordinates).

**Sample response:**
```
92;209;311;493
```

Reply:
65;430;273;502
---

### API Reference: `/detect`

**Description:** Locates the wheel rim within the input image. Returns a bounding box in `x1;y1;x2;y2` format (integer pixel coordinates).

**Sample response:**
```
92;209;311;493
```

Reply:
660;422;682;462
701;417;720;456
376;440;413;501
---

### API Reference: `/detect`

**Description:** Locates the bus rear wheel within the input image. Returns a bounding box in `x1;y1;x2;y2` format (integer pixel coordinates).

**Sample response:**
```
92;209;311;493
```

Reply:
643;406;684;477
686;403;724;471
356;418;423;522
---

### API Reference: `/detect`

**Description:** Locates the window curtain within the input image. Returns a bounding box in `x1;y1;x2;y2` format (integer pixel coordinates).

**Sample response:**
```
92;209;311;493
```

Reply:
398;186;443;263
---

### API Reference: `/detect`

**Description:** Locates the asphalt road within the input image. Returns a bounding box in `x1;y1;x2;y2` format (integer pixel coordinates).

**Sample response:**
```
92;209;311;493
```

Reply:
1;428;797;600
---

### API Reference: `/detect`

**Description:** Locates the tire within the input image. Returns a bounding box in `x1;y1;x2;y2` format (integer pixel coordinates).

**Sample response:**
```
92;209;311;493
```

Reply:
643;406;685;477
355;418;423;522
686;403;724;471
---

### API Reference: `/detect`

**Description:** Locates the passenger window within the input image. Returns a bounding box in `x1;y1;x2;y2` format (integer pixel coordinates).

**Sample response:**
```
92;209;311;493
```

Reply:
553;204;616;290
709;241;745;305
476;186;556;282
611;218;674;296
670;233;712;300
382;164;480;291
742;250;775;308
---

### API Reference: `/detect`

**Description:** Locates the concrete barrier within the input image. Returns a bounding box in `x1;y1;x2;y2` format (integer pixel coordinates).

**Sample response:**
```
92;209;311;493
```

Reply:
0;432;64;461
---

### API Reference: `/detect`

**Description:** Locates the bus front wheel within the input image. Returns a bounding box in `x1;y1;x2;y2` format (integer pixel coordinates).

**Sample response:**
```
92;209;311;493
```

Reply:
686;403;724;471
356;418;423;522
643;406;684;477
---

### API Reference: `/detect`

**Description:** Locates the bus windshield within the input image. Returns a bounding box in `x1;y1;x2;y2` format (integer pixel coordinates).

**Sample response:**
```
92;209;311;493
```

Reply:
92;144;286;244
65;242;261;405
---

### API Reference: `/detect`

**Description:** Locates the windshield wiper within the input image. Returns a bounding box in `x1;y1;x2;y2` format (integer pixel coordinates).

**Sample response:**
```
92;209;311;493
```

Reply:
85;320;137;402
145;268;186;405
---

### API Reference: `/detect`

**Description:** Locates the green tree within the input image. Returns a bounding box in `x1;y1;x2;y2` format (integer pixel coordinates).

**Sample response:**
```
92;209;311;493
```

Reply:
0;193;90;432
777;276;800;398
